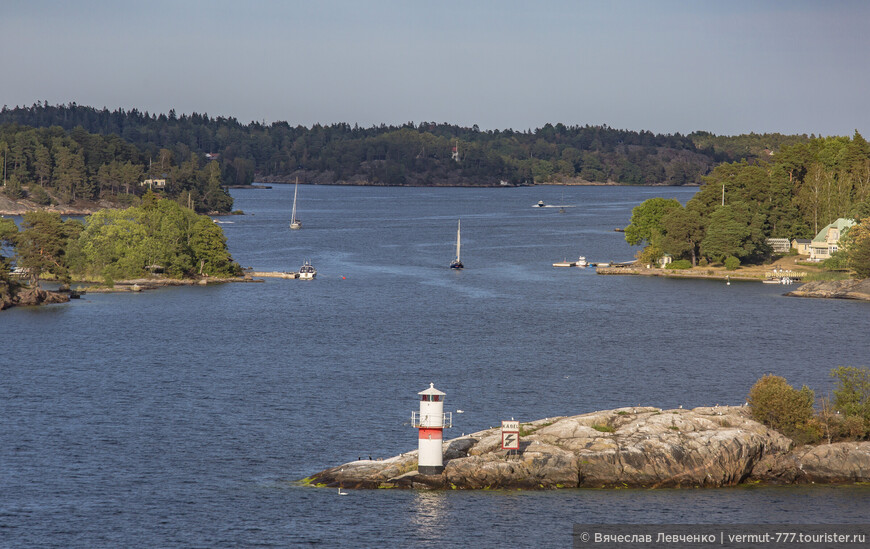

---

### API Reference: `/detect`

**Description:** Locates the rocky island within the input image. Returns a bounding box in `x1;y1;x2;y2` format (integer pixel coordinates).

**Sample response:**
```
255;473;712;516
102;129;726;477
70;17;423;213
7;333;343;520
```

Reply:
306;406;870;490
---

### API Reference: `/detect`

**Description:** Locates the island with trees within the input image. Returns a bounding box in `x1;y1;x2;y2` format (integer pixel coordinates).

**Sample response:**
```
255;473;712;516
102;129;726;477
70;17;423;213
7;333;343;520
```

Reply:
0;193;243;310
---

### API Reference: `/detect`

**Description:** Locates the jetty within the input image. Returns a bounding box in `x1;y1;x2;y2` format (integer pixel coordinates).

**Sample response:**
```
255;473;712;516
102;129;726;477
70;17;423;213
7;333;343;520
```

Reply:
249;271;301;279
596;264;808;282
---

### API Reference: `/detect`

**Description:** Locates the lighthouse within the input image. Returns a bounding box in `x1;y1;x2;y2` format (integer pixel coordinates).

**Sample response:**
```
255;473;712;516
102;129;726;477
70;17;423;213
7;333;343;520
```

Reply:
412;383;452;475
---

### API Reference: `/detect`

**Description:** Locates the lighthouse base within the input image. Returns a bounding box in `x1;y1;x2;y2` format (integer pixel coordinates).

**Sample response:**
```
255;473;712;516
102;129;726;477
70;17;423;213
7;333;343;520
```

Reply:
417;465;445;475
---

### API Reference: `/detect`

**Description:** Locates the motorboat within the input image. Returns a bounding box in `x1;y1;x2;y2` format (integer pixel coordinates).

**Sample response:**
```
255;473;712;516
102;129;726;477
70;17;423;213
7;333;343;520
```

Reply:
298;260;316;279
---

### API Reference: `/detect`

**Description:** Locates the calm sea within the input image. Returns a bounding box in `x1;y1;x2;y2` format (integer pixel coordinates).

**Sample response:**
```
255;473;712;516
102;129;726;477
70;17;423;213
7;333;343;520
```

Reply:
1;185;869;548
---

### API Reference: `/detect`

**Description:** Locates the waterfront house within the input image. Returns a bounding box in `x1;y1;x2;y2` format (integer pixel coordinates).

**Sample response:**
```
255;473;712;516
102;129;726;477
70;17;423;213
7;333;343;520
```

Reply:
808;218;855;261
766;238;791;254
791;238;811;256
140;178;166;190
658;253;673;268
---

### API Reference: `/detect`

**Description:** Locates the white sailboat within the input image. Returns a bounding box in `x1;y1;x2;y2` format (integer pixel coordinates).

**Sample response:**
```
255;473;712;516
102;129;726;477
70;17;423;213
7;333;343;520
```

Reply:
449;219;463;269
289;178;302;230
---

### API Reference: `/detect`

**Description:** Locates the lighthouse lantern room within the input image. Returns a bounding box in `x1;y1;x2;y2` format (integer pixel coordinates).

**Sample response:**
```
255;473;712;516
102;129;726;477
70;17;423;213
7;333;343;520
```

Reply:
411;383;452;475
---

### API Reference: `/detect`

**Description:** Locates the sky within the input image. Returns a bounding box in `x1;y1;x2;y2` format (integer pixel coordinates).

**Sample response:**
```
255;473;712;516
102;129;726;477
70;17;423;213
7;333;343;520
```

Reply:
1;0;868;136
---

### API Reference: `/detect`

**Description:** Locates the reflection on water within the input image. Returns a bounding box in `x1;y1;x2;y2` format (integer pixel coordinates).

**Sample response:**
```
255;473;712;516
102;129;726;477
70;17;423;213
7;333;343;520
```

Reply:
410;491;449;541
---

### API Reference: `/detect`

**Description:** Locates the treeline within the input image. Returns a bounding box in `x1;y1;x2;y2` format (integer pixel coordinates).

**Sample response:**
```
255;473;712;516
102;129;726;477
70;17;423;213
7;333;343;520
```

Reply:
0;196;242;292
0;122;234;213
625;132;870;273
0;102;803;189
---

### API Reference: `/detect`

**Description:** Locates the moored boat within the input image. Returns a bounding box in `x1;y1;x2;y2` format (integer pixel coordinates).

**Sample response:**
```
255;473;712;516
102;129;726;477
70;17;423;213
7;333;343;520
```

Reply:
298;260;316;279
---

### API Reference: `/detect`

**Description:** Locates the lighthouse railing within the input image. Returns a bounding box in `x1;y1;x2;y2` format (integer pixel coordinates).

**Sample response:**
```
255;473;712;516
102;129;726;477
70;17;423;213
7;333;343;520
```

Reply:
411;411;452;428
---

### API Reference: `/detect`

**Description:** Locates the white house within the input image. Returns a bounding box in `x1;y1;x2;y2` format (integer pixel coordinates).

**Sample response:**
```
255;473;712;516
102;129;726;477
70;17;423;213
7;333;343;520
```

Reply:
140;178;166;189
809;218;855;261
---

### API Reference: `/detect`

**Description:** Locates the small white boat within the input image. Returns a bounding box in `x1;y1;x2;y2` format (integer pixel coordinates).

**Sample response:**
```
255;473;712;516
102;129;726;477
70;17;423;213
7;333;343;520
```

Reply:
553;256;587;268
534;200;546;207
298;260;316;279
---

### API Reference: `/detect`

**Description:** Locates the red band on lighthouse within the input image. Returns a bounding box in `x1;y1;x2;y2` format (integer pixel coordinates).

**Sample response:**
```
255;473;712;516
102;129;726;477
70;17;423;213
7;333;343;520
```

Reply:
418;428;443;440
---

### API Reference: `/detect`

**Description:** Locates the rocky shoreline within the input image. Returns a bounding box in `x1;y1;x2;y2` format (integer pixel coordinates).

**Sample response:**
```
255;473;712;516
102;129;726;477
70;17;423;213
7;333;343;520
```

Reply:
0;276;261;310
784;279;870;301
305;406;870;490
0;286;71;310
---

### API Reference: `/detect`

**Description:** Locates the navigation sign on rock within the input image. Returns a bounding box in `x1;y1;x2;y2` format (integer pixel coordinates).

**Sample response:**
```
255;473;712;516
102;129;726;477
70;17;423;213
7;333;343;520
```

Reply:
502;420;520;450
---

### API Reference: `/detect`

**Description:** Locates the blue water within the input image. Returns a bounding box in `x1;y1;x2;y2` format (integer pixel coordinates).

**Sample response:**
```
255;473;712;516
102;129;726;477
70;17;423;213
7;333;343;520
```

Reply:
1;185;869;548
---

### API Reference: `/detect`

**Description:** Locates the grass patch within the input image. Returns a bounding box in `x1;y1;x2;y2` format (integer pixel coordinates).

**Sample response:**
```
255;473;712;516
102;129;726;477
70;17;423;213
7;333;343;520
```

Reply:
591;424;614;433
801;271;852;282
616;411;629;416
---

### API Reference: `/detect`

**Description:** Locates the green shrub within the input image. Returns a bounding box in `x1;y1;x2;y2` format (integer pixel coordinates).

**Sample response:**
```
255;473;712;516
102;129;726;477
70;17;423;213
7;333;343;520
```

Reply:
28;185;52;205
591;424;614;433
3;176;24;199
747;374;815;439
836;415;869;439
822;251;850;270
666;259;692;270
831;366;870;426
699;257;708;267
724;256;741;270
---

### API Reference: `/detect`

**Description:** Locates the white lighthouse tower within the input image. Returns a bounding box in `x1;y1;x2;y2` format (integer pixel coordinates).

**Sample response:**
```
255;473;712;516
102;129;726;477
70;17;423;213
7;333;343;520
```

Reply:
412;383;452;475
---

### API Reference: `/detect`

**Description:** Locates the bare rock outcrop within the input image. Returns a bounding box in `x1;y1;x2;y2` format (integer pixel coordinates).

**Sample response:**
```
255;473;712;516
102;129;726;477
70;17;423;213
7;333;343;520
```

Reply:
307;406;844;490
5;287;70;309
786;279;870;301
752;442;870;483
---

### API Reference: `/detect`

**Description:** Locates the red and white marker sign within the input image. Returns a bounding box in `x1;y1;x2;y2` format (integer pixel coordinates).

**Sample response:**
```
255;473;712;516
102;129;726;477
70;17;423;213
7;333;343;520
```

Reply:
501;420;520;450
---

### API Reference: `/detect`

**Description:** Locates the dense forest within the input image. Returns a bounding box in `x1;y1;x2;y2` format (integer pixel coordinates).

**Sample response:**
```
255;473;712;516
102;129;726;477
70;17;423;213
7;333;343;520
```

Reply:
0;103;809;193
0;122;233;213
624;132;870;275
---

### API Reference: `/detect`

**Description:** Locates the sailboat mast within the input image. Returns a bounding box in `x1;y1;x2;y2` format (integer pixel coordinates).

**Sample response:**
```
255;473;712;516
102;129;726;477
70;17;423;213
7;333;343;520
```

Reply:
291;178;298;222
456;219;461;262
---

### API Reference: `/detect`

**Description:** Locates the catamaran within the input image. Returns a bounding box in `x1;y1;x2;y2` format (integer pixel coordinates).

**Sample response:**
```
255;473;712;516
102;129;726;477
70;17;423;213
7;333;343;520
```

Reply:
449;219;464;269
289;178;302;230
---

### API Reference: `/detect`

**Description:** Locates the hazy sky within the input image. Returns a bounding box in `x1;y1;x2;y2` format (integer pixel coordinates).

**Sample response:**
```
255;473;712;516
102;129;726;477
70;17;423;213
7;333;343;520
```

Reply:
2;1;868;136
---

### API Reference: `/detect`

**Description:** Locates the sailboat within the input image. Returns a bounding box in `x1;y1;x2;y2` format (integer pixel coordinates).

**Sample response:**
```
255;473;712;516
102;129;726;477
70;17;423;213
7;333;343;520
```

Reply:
450;219;464;269
289;178;302;230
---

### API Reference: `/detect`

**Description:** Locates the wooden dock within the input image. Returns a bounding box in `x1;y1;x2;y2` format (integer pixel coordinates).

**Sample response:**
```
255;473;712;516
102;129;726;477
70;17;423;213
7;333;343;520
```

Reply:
596;265;804;282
